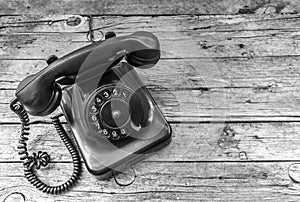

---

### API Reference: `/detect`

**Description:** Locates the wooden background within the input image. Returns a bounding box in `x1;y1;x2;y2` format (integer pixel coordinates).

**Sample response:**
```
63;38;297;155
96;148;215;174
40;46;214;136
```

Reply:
1;0;300;201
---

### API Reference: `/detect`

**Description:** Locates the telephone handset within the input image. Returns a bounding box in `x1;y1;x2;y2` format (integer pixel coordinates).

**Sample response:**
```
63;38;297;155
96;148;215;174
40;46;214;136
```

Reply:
10;31;172;194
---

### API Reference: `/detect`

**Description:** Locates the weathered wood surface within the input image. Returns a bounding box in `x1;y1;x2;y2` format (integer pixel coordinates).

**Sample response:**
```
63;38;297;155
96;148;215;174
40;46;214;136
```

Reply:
1;15;300;123
2;82;300;123
1;1;300;201
1;162;300;201
0;0;300;15
1;15;300;58
2;122;300;162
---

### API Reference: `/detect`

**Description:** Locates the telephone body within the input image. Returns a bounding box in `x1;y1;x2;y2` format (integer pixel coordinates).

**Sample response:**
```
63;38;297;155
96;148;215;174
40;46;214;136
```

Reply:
10;31;171;194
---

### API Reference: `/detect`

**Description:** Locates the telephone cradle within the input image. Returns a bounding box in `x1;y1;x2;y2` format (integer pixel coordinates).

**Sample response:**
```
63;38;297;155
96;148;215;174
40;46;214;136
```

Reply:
10;31;172;194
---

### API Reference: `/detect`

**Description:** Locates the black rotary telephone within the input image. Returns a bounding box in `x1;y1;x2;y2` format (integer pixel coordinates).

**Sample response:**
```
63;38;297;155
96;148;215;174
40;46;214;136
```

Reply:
10;31;172;194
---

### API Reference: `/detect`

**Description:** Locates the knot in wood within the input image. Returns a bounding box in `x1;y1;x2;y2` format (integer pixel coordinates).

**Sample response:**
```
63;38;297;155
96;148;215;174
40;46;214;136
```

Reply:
66;16;82;26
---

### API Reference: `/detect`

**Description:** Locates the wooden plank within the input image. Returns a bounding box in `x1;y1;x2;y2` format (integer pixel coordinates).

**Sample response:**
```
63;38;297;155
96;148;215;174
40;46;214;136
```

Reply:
1;15;300;59
2;14;300;33
2;122;300;162
0;15;89;33
1;4;299;202
1;57;300;89
0;161;299;201
1;56;300;122
0;0;299;15
2;87;300;123
0;8;299;202
1;31;300;59
3;86;300;122
3;14;300;34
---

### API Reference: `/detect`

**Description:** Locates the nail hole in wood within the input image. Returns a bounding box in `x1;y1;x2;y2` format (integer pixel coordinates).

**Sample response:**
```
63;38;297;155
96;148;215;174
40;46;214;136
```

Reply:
239;151;248;160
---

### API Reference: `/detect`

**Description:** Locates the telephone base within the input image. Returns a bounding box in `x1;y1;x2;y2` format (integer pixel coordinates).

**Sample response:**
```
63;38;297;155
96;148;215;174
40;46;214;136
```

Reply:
60;65;172;179
93;133;171;180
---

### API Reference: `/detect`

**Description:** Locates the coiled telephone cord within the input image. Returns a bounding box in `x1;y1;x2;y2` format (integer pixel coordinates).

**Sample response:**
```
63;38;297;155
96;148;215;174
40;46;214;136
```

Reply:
10;98;81;194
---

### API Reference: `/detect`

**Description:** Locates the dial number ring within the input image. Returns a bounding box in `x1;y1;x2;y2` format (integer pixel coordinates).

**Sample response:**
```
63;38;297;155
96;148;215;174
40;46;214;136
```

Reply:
85;85;135;141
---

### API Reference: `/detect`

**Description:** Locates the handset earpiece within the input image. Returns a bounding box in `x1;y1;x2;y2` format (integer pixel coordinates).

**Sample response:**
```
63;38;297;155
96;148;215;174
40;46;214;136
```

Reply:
124;32;160;68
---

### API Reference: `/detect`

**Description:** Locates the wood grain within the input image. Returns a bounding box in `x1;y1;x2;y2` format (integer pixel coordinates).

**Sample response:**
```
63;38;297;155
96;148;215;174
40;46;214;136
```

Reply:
0;0;299;15
1;15;300;59
0;161;299;201
2;87;300;123
1;56;300;122
1;15;300;122
1;122;300;162
1;5;300;201
1;57;300;89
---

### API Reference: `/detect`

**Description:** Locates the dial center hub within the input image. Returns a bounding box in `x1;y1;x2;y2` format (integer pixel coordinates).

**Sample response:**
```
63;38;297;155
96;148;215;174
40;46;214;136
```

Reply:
100;99;130;129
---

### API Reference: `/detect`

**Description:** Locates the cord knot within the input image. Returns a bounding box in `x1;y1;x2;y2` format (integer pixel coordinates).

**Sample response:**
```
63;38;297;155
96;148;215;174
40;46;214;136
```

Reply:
24;151;50;170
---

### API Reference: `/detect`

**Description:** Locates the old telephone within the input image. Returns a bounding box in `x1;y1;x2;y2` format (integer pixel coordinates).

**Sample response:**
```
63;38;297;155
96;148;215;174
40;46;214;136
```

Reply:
10;31;172;194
